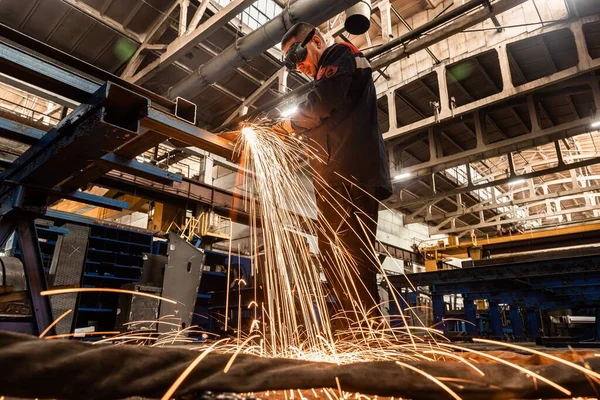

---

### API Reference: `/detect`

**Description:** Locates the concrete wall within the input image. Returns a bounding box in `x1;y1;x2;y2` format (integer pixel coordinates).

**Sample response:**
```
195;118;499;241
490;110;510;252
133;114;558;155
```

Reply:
376;208;443;273
115;211;148;229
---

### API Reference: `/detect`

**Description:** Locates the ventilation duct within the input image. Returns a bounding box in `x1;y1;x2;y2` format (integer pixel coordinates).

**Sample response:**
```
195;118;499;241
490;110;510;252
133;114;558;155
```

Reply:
168;0;362;101
344;0;371;35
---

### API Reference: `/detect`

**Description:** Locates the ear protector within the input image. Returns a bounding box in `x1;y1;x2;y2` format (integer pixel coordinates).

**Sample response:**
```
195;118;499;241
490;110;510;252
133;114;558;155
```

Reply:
284;28;316;70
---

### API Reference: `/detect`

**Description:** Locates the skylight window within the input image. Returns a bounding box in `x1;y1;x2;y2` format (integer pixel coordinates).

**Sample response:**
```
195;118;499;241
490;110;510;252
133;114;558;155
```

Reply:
216;0;282;31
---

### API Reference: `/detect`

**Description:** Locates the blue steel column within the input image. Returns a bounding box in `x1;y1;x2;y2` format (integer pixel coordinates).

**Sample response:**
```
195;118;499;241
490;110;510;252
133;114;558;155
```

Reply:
596;309;600;341
527;309;540;339
489;301;503;338
17;218;55;336
464;298;477;336
510;307;524;339
432;294;446;333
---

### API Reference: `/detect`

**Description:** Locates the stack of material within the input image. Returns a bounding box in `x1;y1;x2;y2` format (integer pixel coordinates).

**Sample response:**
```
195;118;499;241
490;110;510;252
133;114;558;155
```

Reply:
1;331;599;399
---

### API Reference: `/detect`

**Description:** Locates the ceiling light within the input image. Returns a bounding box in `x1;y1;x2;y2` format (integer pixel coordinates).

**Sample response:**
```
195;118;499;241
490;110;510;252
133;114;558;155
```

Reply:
546;215;562;219
394;172;411;181
508;178;526;186
281;106;298;118
592;120;600;128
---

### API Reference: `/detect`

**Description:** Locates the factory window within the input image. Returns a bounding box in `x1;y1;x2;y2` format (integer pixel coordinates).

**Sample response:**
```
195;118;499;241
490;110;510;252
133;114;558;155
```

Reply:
216;0;282;31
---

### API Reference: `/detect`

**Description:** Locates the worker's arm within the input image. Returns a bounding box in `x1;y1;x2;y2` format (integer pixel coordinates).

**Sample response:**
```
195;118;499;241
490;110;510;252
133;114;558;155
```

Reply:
290;44;356;133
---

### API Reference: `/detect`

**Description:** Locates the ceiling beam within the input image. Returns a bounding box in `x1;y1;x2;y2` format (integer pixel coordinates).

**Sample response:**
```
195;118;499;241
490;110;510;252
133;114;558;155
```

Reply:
60;0;143;42
223;67;285;124
128;0;256;85
371;0;528;70
187;0;211;33
121;1;180;79
399;152;600;208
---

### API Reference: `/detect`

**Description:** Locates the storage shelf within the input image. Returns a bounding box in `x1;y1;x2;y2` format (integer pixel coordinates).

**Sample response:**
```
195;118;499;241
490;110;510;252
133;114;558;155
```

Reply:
78;307;115;313
115;263;141;269
88;248;144;257
83;273;138;282
89;235;150;247
36;225;69;235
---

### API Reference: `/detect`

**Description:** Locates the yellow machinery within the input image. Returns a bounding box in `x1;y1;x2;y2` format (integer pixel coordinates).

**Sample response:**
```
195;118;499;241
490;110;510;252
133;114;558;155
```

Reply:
427;221;600;259
419;231;480;270
168;211;231;244
420;239;456;272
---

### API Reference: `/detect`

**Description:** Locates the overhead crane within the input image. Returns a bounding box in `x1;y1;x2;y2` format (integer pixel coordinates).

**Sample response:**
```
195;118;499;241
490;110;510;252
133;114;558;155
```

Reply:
417;221;600;262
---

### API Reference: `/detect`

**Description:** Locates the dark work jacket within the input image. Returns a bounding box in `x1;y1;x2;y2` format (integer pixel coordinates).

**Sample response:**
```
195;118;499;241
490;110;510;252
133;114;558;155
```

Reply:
290;42;392;201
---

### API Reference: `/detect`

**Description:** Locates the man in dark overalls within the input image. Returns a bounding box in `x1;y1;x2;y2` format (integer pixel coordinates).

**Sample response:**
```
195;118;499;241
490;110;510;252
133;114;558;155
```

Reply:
274;22;392;325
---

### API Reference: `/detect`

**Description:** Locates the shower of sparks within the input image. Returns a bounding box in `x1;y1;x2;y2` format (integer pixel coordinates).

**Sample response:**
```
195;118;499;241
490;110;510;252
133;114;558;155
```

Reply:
39;309;72;338
41;287;177;304
230;123;423;360
38;123;600;399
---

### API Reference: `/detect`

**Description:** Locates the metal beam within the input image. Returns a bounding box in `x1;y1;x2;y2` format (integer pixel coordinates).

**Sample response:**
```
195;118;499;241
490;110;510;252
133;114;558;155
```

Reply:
223;67;285;124
399;151;600;208
60;0;143;42
93;170;253;226
0;118;44;145
63;191;130;211
383;17;600;141
0;22;177;111
371;0;528;70
0;73;80;109
433;202;600;235
97;153;183;185
129;0;256;84
392;112;595;184
120;0;181;80
187;0;211;33
0;83;149;193
179;0;190;37
16;217;55;336
0;42;100;104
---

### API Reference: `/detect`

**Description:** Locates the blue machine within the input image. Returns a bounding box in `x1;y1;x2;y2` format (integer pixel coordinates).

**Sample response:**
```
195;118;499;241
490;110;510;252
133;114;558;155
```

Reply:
389;248;600;341
0;25;235;336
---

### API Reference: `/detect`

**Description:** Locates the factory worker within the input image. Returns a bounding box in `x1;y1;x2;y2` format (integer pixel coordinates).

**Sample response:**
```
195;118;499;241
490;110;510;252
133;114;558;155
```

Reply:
273;22;392;327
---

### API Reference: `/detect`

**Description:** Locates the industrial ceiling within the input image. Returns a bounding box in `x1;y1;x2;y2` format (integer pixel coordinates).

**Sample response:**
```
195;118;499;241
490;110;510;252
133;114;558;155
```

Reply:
0;0;599;239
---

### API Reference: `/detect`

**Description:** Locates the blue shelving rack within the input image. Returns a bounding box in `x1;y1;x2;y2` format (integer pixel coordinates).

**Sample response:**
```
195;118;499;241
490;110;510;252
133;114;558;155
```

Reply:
13;224;69;276
75;224;152;331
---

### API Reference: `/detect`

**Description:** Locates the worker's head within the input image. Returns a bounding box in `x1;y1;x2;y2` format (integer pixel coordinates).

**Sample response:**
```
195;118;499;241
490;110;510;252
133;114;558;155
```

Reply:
281;22;326;78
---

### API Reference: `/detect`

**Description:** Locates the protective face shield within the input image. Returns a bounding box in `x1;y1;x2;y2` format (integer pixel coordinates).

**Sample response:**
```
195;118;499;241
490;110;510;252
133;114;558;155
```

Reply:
284;28;316;70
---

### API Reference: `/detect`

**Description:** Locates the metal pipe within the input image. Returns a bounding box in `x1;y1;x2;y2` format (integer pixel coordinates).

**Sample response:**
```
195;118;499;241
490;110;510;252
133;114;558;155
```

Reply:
365;0;489;60
345;0;372;35
390;4;440;64
217;0;512;131
168;0;362;101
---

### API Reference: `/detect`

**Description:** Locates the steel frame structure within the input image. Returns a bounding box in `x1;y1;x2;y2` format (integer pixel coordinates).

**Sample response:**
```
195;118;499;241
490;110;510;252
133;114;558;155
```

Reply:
378;13;600;235
390;247;600;339
0;25;236;335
